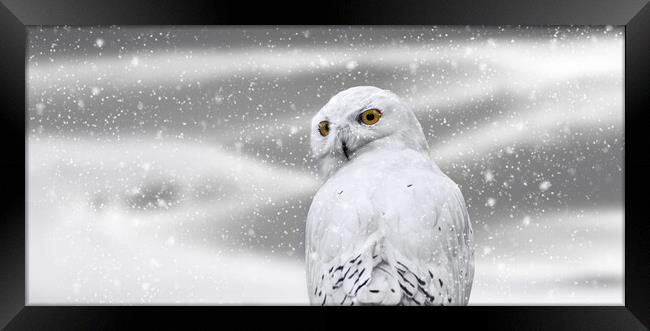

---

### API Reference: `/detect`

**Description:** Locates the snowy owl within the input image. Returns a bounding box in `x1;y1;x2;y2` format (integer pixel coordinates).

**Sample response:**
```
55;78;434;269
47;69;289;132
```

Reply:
305;86;474;306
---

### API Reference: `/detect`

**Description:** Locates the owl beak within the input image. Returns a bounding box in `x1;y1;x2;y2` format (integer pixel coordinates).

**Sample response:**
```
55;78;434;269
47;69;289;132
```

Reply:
336;125;351;160
341;141;350;160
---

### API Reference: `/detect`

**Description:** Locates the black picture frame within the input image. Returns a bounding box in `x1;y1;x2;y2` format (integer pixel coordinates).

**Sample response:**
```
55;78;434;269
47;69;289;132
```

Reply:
1;0;648;329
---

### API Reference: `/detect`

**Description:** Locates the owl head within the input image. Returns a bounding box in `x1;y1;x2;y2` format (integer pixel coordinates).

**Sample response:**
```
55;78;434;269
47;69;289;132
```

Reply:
310;86;430;179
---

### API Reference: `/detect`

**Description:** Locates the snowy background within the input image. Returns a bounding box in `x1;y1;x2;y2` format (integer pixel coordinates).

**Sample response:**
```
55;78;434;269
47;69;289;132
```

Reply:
27;26;624;305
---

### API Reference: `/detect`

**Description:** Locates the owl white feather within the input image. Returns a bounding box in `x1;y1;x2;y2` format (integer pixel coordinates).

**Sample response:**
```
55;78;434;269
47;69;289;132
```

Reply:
305;86;474;306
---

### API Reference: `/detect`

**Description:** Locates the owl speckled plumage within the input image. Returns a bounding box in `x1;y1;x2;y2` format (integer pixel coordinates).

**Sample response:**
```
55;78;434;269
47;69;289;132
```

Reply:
305;86;475;306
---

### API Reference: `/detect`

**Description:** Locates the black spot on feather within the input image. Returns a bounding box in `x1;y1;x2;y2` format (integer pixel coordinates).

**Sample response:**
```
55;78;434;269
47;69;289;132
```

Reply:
353;274;363;286
418;285;435;302
397;261;411;271
399;274;415;288
355;279;369;295
342;267;351;279
399;283;413;296
407;184;413;187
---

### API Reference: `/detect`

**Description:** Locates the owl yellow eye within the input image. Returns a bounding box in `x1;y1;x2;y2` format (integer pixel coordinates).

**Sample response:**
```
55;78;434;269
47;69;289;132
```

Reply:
359;108;382;125
318;121;330;136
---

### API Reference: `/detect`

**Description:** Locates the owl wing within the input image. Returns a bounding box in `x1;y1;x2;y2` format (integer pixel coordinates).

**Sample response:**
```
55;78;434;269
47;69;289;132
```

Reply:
305;228;390;306
305;180;388;306
386;182;475;305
